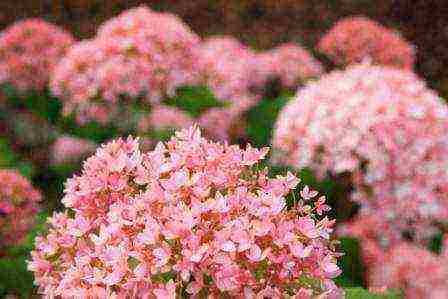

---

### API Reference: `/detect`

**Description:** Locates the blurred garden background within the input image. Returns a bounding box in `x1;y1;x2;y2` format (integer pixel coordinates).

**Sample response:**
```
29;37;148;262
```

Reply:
1;1;448;298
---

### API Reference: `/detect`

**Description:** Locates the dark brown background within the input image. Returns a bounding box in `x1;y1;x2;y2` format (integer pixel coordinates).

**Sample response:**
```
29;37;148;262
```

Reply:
1;0;446;95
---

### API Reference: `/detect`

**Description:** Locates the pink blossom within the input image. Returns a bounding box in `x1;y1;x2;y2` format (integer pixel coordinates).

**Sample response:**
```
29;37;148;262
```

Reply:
318;16;415;69
29;125;342;298
197;36;257;104
252;42;323;89
0;18;74;91
137;105;193;133
0;169;41;247
368;242;448;298
273;63;448;245
50;135;97;165
51;5;201;124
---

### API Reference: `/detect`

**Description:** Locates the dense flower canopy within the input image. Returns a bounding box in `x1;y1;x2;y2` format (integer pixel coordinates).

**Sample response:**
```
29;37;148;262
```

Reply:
28;126;342;298
0;18;75;92
368;241;448;299
273;63;448;244
50;6;201;124
0;169;42;247
197;36;257;105
318;16;415;70
251;43;323;89
50;136;97;165
137;105;193;134
97;5;201;98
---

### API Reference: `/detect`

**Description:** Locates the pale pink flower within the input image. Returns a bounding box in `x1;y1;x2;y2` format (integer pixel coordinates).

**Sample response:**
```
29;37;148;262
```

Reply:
273;63;448;245
0;169;41;247
137;105;193;133
29;125;342;298
197;36;257;105
252;42;323;89
51;5;201;124
318;16;415;69
50;135;96;165
0;18;74;91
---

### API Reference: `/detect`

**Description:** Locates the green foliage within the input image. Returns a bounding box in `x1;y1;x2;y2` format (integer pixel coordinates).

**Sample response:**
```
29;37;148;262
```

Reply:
3;84;62;124
246;90;294;147
0;212;49;298
0;137;35;178
344;287;402;299
336;238;365;287
164;85;226;117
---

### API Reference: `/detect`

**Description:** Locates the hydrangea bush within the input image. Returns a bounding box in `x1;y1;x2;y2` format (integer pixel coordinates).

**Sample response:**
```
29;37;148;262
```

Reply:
0;169;41;247
28;126;343;298
50;5;201;124
49;136;97;166
251;43;323;90
318;16;415;70
197;36;257;104
367;241;448;298
0;18;75;92
272;63;448;294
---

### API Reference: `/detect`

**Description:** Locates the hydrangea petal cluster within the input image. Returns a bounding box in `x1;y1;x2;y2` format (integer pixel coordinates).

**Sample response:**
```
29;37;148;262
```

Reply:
50;135;97;165
29;126;342;298
136;95;257;142
273;63;448;244
50;37;177;124
252;43;323;89
367;241;448;298
137;105;193;133
318;17;415;70
51;6;201;124
0;18;75;92
198;96;256;141
197;36;257;105
97;5;201;98
0;169;41;247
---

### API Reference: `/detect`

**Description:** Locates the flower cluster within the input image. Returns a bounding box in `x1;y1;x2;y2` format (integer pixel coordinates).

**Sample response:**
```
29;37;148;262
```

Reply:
198;97;255;141
96;5;201;98
197;36;257;105
136;94;257;142
0;169;41;247
273;63;448;244
252;43;323;90
50;135;97;165
0;18;75;92
367;241;448;298
318;16;415;70
50;6;201;124
139;105;193;133
28;126;342;298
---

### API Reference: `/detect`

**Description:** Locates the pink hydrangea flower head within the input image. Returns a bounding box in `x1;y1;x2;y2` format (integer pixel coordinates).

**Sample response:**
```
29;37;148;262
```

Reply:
318;16;415;70
50;135;97;165
97;5;202;100
29;125;342;298
368;242;448;298
197;36;257;104
51;6;201;124
0;18;75;91
273;63;448;242
0;169;41;247
137;105;194;133
252;43;323;89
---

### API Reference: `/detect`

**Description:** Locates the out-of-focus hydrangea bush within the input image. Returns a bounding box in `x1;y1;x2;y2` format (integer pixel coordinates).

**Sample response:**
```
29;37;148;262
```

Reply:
0;2;446;298
0;169;41;247
0;19;75;92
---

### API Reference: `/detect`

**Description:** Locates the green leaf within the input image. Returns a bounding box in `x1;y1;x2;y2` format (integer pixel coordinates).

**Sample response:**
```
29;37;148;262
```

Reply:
246;90;294;147
163;85;225;117
344;287;402;299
